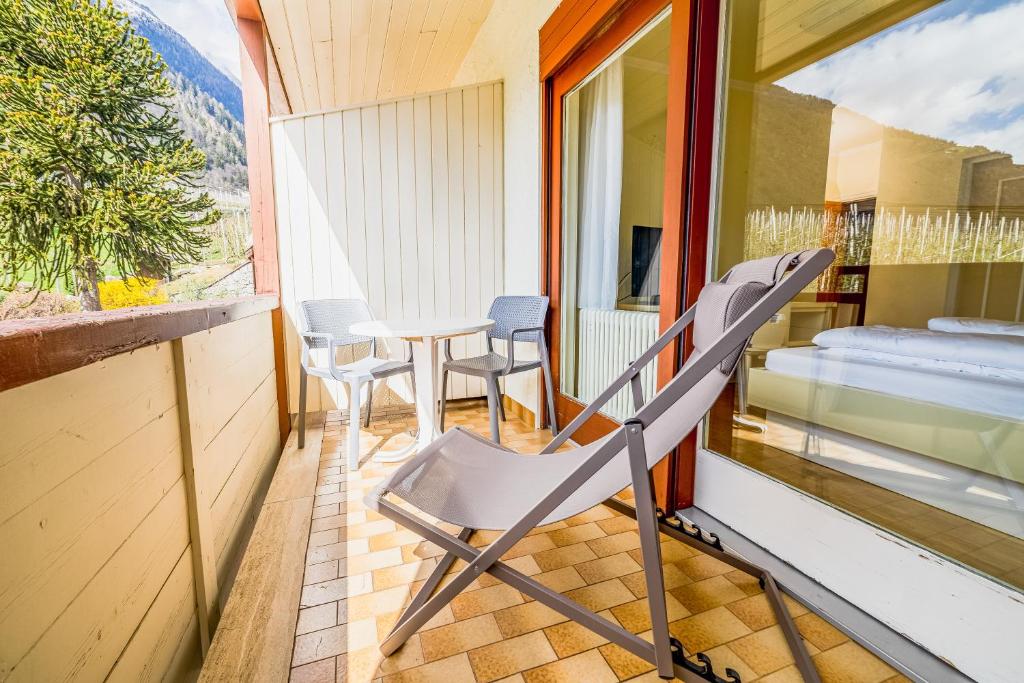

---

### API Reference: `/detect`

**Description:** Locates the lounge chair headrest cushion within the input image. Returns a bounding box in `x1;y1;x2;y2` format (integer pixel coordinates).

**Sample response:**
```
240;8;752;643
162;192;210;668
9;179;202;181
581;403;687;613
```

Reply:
694;280;771;373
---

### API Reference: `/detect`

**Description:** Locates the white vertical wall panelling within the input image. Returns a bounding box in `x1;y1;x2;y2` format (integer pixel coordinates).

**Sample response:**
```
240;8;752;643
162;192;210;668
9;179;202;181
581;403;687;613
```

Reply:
304;116;333;409
271;82;506;413
446;90;468;399
462;86;484;398
413;96;435;322
396;99;420;320
378;103;405;325
361;108;387;320
429;93;453;397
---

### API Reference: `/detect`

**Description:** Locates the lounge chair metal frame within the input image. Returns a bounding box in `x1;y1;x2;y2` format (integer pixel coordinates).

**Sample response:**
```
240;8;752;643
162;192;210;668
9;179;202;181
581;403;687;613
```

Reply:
369;249;834;682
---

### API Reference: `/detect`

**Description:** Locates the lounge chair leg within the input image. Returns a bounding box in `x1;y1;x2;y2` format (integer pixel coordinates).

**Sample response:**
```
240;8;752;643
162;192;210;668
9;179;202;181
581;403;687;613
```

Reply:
439;369;448;432
485;378;501;444
390;528;474;636
624;419;674;679
364;380;374;427
298;366;308;449
347;379;362;470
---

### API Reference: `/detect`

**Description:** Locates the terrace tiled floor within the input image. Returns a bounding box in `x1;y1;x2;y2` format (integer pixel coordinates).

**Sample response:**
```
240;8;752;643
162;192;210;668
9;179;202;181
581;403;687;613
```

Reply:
289;400;904;683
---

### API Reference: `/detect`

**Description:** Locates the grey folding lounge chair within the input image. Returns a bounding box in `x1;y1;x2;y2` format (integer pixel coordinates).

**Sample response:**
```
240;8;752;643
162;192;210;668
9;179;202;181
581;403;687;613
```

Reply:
298;299;414;469
440;295;558;444
366;250;835;683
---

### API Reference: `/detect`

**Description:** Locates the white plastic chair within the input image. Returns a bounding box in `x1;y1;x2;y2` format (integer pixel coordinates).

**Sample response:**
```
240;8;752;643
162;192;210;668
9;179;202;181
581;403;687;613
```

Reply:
298;299;413;469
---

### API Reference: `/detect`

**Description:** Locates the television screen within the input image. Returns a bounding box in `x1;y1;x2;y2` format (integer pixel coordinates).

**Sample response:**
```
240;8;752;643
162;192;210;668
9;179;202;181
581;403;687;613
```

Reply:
631;225;662;301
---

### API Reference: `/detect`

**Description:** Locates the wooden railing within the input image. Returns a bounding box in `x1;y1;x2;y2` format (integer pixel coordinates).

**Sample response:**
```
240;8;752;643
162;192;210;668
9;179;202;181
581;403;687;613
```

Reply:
0;296;286;681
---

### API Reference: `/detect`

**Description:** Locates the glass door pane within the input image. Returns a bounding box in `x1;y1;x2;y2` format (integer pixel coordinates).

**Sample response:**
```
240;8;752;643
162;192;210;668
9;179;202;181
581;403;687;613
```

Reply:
709;0;1024;591
559;12;671;421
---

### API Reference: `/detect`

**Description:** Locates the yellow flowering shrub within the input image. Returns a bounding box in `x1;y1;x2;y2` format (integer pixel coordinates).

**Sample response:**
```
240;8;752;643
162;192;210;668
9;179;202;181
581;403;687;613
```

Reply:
98;277;168;310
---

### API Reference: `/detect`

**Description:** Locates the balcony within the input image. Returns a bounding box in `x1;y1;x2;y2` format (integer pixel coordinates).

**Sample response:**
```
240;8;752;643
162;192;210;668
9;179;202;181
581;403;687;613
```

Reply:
2;0;1021;681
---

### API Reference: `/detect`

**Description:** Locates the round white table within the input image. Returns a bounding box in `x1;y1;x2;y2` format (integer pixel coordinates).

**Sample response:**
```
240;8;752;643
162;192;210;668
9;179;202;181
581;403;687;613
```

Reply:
349;317;494;462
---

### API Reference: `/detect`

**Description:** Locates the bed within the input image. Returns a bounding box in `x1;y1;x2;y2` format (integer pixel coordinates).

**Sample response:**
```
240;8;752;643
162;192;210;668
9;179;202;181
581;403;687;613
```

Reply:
746;320;1024;539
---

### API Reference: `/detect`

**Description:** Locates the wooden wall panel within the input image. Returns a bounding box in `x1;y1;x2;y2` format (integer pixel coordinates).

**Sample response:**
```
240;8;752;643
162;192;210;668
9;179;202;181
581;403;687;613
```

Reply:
0;311;282;681
270;81;506;414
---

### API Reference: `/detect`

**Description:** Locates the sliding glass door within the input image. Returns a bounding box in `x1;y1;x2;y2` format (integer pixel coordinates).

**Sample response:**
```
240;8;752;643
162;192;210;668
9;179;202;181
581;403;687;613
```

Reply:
707;0;1024;591
552;9;672;434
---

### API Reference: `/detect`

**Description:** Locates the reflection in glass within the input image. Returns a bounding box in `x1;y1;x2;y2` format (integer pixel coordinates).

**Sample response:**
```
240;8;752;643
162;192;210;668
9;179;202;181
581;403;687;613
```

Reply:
710;0;1024;590
559;12;670;420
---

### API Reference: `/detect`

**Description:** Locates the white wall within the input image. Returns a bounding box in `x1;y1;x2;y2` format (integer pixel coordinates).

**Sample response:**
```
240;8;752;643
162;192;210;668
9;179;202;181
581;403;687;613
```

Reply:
270;82;505;414
453;0;559;418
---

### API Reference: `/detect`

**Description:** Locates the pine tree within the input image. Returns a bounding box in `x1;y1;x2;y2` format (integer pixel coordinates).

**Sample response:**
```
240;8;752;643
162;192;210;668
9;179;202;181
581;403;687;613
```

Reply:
0;0;217;310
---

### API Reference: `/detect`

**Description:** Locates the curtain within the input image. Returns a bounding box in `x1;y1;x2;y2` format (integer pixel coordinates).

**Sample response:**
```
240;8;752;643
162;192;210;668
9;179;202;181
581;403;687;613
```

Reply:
577;59;624;311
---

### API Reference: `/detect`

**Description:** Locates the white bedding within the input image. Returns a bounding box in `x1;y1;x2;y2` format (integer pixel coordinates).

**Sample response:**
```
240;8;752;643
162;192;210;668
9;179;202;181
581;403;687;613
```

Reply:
763;346;1024;420
813;325;1024;373
928;317;1024;337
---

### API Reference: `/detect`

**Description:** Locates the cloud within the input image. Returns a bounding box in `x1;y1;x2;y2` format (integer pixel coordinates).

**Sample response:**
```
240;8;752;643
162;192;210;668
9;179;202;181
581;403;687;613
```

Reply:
144;0;240;81
777;0;1024;162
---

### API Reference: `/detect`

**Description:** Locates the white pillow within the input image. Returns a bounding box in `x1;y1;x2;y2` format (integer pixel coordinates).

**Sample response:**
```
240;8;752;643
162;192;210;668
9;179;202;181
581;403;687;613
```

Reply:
928;317;1024;337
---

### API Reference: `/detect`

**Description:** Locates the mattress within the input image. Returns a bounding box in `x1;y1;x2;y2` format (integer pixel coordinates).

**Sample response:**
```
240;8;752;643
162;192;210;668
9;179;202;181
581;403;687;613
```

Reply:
763;346;1024;421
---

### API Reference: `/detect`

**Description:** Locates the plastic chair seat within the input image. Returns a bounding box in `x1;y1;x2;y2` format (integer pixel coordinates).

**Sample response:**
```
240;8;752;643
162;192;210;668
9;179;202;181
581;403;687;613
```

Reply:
443;352;540;377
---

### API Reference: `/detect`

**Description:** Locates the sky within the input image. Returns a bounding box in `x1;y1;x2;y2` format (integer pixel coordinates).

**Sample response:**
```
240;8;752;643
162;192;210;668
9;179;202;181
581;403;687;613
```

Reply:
143;0;241;81
777;0;1024;162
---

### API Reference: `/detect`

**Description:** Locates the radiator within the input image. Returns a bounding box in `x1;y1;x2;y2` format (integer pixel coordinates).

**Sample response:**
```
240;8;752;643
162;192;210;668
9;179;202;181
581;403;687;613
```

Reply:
577;308;660;421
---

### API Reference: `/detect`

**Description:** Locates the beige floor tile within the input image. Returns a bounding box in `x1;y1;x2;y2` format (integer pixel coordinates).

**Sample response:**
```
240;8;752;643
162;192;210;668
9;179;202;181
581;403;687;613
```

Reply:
290;657;336;683
757;663;804;682
587;531;642;558
670;575;748;613
532;542;598;571
348;585;411;621
419;614;504;662
305;560;341;586
791;613;847;653
310;514;349;533
609;592;690;633
346;547;404;575
676;554;735;581
493;600;568;638
451;583;525;620
575;552;643;585
668;606;752;653
377;634;425;675
724;593;778;631
563;578;636;612
382;652;476;683
373;558;439;591
501;533;558;560
546;522;606;547
521;648;618;683
302;576;368;608
297;602;339;636
722;569;763;597
728;624;797;676
597;515;639;536
293;624;350;666
564;506;617;525
532;566;587;594
467;631;558;683
370;528;428;552
597;642;656;680
813;641;896;683
543;619;609;658
620;564;692;599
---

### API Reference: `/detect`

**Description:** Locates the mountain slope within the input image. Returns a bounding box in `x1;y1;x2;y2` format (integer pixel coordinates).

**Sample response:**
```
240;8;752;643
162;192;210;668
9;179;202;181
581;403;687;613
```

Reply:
117;0;248;192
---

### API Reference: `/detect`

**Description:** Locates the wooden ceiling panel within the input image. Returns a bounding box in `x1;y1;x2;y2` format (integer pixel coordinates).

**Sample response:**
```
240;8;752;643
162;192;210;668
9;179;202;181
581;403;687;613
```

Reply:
261;0;493;115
